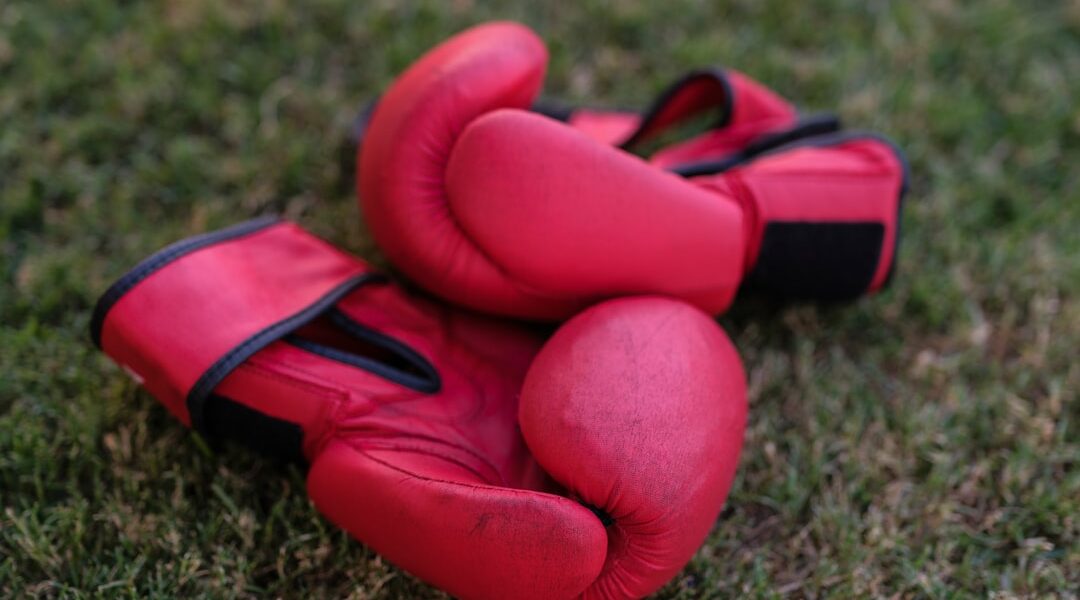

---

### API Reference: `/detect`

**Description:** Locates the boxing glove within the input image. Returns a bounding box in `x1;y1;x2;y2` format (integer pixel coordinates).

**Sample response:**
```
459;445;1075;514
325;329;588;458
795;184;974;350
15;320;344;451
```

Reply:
92;218;747;599
358;21;909;320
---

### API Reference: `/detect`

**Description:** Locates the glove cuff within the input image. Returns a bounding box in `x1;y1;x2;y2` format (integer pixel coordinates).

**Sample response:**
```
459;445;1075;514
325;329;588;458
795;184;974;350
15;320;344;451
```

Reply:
91;218;378;434
691;131;909;301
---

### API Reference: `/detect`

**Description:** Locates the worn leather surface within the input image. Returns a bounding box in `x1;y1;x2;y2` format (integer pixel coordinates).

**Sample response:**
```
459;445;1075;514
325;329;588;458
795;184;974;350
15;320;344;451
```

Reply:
359;21;906;319
96;221;747;599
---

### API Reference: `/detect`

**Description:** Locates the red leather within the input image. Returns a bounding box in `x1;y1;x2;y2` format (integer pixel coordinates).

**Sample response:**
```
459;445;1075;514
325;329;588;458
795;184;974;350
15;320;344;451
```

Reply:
446;108;746;316
95;219;368;429
518;297;746;598
359;21;568;319
692;136;903;290
567;108;640;147
94;220;747;600
647;69;800;169
359;21;907;319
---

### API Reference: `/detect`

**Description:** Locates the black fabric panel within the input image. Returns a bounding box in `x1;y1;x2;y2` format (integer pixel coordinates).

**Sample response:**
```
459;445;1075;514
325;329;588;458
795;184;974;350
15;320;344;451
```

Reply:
530;99;575;122
744;222;884;301
203;394;305;464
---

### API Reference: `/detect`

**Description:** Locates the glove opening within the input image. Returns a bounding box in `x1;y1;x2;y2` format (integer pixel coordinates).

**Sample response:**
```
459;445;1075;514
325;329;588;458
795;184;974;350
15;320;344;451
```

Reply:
285;307;441;394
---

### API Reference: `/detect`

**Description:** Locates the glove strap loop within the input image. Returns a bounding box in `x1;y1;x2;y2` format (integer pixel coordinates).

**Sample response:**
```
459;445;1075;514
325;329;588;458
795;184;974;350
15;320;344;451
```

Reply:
616;69;736;149
91;218;379;435
533;69;736;149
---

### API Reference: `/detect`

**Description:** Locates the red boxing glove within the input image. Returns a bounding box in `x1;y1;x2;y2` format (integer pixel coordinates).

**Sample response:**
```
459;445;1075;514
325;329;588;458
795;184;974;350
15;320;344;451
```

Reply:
92;218;747;599
359;21;908;320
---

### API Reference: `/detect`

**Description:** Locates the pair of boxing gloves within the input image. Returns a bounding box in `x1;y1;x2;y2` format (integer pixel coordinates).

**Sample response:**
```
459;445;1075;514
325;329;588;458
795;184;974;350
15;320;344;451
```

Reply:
93;21;906;600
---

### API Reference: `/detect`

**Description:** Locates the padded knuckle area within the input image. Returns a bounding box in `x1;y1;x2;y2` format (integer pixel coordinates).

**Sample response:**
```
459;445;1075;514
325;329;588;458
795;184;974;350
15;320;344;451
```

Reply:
518;297;747;598
308;441;607;600
358;23;551;314
446;110;747;312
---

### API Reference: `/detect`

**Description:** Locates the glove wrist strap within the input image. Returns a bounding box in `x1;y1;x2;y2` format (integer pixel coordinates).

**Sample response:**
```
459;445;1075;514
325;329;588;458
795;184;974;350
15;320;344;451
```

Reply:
91;218;378;434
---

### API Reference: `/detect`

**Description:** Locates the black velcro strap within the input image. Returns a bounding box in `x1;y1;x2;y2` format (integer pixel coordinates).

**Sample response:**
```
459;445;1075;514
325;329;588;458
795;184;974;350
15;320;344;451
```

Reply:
744;222;884;301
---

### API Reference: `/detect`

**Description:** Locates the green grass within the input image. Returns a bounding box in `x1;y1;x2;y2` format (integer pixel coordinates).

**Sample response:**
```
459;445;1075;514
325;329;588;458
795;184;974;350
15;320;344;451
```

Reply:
1;0;1078;597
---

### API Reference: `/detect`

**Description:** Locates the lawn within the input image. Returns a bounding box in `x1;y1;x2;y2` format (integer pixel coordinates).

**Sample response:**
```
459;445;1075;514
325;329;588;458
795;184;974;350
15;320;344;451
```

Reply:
1;0;1077;597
